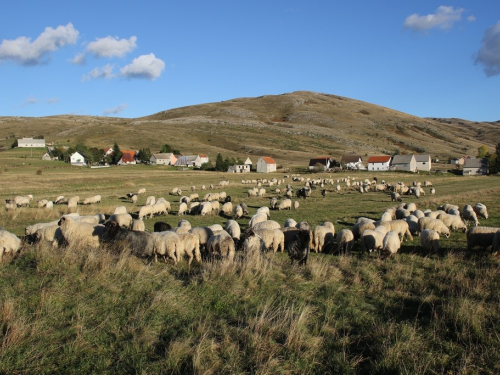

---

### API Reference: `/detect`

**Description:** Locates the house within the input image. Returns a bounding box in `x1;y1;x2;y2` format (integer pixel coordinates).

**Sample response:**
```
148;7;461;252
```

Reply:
70;152;86;166
463;158;489;175
449;157;466;165
117;150;137;165
341;155;364;170
391;154;417;172
104;147;114;156
175;155;202;168
415;154;432;171
198;154;209;165
256;156;277;173
308;156;333;171
42;152;58;161
228;163;251;173
17;137;46;148
367;156;392;171
150;153;177;165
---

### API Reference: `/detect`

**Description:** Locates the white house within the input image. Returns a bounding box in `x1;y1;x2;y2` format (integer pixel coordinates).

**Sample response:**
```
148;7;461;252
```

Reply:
391;154;417;172
341;155;364;170
70;152;86;166
228;164;251;173
256;156;277;173
463;158;489;175
367;155;391;171
415;154;432;171
198;154;209;165
150;153;177;165
18;137;46;148
175;155;202;168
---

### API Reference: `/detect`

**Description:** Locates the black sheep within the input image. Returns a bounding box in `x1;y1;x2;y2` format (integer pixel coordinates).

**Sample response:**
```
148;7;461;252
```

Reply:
102;221;154;258
154;221;172;232
284;229;311;265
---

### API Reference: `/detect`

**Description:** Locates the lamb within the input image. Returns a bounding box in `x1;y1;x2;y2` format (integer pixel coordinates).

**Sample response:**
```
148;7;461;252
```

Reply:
278;199;292;211
466;226;500;251
360;226;389;253
0;229;22;263
253;220;281;231
206;231;235;262
437;213;467;233
249;212;268;228
154;221;172;232
382;231;401;256
429;188;436;195
224;220;241;244
131;219;145;232
221;201;233;216
250;228;285;253
473;203;488;220
58;216;104;249
82;195;101;205
234;204;244;219
463;205;479;227
419;229;440;254
417;217;450;238
312;222;335;253
189;226;214;253
177;232;202;267
379;220;413;242
336;229;354;255
284;229;311;265
107;213;133;228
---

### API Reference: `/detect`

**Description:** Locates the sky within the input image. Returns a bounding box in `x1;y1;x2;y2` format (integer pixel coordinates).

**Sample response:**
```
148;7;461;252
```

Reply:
1;1;499;121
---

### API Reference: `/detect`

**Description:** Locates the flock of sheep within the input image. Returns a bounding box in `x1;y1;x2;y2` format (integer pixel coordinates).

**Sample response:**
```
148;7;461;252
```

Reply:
1;175;499;266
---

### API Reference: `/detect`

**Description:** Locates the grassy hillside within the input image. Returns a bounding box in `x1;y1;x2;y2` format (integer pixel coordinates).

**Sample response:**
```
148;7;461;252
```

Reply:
1;91;499;167
1;149;500;373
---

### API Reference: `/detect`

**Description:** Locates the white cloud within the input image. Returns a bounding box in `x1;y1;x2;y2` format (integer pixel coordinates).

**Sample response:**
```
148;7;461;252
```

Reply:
468;15;477;23
23;96;39;106
86;36;137;58
404;6;465;32
82;64;116;81
120;53;165;80
71;52;86;65
0;23;78;65
103;104;128;116
475;21;500;77
46;97;59;104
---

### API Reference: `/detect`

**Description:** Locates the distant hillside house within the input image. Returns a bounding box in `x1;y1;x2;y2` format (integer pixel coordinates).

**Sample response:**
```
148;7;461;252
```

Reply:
42;152;58;161
256;156;277;173
415;154;432;171
367;156;392;171
17;137;46;148
104;147;114;156
150;153;177;165
70;152;86;166
228;163;251;173
463;158;489;176
341;155;364;170
175;155;202;168
199;154;209;165
118;150;137;165
449;157;465;165
391;154;417;172
308;156;333;171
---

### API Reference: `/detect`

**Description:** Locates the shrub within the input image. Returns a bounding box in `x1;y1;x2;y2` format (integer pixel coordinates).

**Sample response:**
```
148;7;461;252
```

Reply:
36;169;43;175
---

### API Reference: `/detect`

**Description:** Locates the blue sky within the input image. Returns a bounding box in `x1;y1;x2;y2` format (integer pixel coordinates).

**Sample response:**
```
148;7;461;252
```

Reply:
1;1;499;121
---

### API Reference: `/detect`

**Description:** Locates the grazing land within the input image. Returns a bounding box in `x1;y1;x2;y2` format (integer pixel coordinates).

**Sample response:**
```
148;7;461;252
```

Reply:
1;147;500;374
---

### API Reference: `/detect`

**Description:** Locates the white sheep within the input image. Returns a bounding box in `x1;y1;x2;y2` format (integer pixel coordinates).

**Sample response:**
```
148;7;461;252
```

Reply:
175;220;192;234
379;220;413;242
198;201;212;216
138;205;154;220
131;219;145;232
137;188;146;195
108;213;133;228
425;210;446;219
278;199;292;211
383;231;401;256
152;201;168;216
294;201;300;210
131;195;138;204
177;232;202;267
35;224;64;247
336;229;354;255
225;220;241;244
462;205;479;227
466;226;500;250
473;203;488;220
419;229;440;254
54;196;67;205
206;231;235;262
429;188;436;195
253;220;281;231
114;206;128;215
241;230;266;255
221;202;233;216
360;226;388;253
234;204;244;219
405;215;419;235
253;228;285;253
417;217;450;238
269;197;278;210
0;229;22;263
37;199;49;208
82;195;101;205
146;196;156;206
58;216;104;249
437;213;467;233
352;219;376;240
284;218;298;228
152;231;181;264
177;202;189;216
189;226;214;253
249;212;268;228
256;206;270;218
312;222;335;253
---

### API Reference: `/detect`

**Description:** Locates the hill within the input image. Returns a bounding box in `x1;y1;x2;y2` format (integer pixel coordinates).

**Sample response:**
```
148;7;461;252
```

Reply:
1;91;498;165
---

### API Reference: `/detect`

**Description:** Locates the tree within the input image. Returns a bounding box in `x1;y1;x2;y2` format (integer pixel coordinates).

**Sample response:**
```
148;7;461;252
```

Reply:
137;148;152;163
160;144;172;153
111;142;123;165
489;142;500;174
215;153;225;171
477;145;489;158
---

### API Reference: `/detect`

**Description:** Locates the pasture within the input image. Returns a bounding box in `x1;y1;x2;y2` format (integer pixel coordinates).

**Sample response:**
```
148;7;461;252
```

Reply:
1;148;500;374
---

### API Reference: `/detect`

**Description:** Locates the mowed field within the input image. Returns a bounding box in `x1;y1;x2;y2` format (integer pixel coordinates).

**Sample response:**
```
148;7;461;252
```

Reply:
1;147;500;374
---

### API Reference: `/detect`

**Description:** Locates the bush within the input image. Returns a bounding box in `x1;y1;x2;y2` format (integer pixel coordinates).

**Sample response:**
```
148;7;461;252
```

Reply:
36;169;43;175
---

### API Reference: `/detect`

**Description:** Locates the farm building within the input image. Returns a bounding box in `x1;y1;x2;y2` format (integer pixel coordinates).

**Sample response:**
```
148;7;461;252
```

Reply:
17;137;46;148
463;158;489;175
415;154;432;171
341;155;364;170
367;156;392;171
70;152;86;166
449;157;466;165
256;157;277;173
175;155;202;168
308;156;333;171
391;154;417;172
228;164;251;173
199;154;209;165
150;153;177;165
117;151;137;165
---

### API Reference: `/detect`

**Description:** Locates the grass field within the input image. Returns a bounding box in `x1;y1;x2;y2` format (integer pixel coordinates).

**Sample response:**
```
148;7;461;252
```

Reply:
1;149;500;374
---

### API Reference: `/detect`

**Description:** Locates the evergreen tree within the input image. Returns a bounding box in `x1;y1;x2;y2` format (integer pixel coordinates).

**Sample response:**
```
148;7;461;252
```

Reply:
137;148;152;163
489;142;500;174
112;142;123;165
215;153;224;171
160;144;172;153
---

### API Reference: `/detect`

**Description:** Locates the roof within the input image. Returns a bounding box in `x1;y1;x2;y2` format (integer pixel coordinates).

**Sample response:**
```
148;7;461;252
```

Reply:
260;156;276;165
341;155;362;163
176;155;200;164
391;154;415;165
309;157;331;167
367;156;391;163
152;153;174;159
120;151;136;163
18;138;45;145
414;154;431;162
464;158;489;168
199;154;208;158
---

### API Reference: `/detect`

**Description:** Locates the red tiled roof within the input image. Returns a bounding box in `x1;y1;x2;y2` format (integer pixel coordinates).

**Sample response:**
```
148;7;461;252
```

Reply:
199;154;208;158
367;156;391;163
261;156;276;164
120;151;136;163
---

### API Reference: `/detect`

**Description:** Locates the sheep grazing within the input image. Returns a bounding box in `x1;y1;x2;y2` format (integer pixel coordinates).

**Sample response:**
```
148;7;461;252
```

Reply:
278;199;292;211
463;205;479;227
234;204;244;219
429;188;436;195
251;228;285;253
0;229;22;263
336;229;354;255
284;229;311;265
391;192;402;202
54;196;67;205
419;229;440;254
146;196;156;206
269;197;278;210
418;217;450;238
154;221;172;232
189;226;214;254
177;232;202;267
241;229;266;255
249;212;268;228
58;216;104;249
221;201;233;217
294;201;300;210
382;231;401;256
352;219;376;241
473;203;489;220
466;226;500;251
206;231;235;262
360;226;389;254
82;195;101;205
151;231;181;264
131;219;145;232
107;213;133;229
225;220;241;245
114;206;127;215
380;220;413;242
137;188;146;195
284;218;298;228
102;221;153;258
35;224;65;248
312;222;335;253
437;213;467;233
198;202;212;216
256;206;270;219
